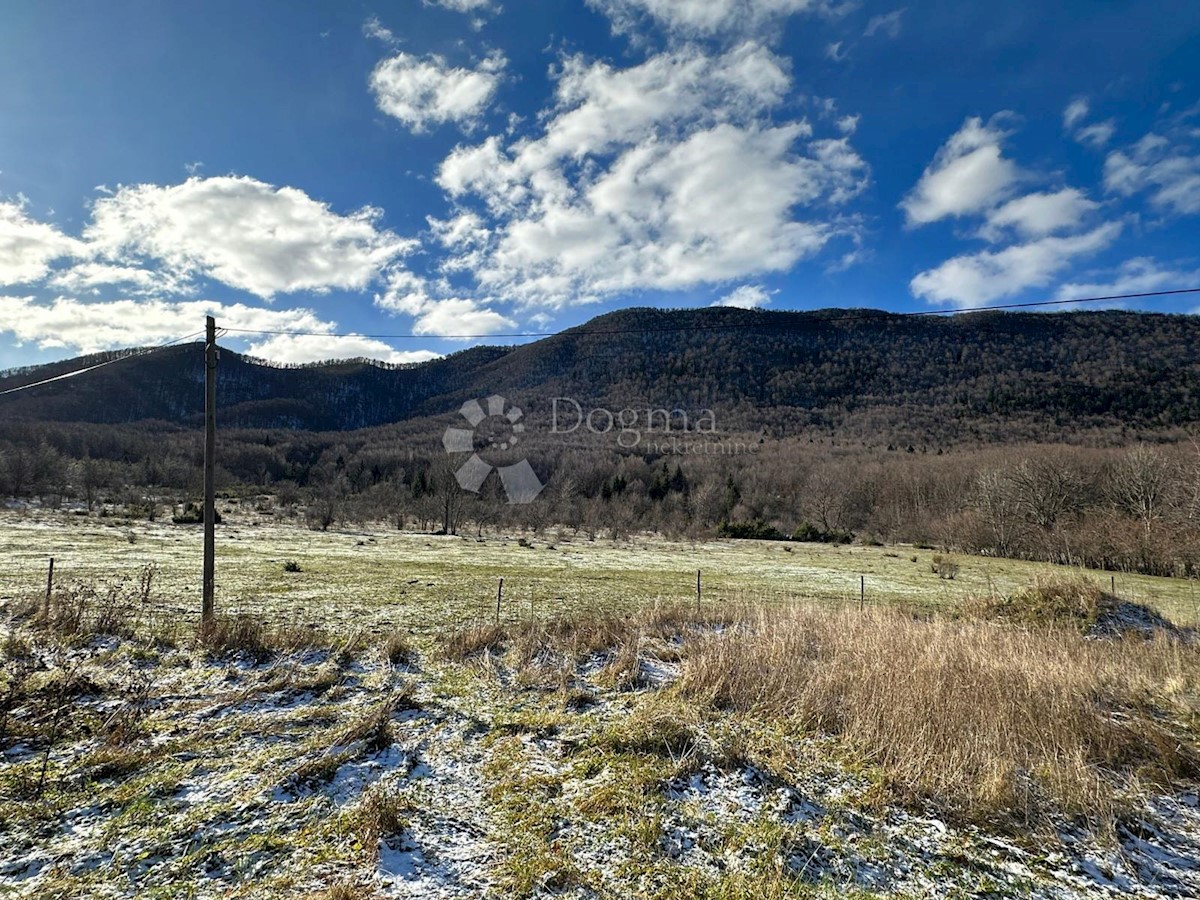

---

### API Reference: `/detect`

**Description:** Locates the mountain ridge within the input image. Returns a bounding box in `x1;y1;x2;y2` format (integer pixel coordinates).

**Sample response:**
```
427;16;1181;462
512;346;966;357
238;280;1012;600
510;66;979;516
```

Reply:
2;306;1199;441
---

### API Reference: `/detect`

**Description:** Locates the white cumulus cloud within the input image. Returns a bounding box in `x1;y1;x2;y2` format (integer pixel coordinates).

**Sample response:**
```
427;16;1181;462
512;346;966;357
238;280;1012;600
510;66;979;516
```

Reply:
435;43;867;308
864;9;904;38
0;295;438;365
587;0;831;40
910;222;1122;308
0;200;82;286
1062;97;1116;148
1076;120;1116;149
370;51;506;133
1055;257;1200;301
244;333;440;365
1104;131;1200;216
713;284;772;308
979;188;1100;241
1063;98;1089;130
425;0;498;13
83;176;414;299
900;115;1022;227
375;269;515;337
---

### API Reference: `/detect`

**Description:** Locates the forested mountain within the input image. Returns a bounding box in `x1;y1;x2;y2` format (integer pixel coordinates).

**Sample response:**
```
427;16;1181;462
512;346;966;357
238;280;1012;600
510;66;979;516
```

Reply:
3;307;1200;439
7;307;1200;578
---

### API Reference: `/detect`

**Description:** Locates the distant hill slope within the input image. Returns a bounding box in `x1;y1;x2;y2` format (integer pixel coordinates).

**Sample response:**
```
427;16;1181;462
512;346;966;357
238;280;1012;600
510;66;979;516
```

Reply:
3;307;1200;440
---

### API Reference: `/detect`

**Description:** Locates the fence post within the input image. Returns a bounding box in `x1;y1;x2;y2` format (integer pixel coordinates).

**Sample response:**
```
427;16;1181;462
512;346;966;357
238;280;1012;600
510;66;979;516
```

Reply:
44;557;54;618
496;577;503;625
696;569;701;614
860;575;865;611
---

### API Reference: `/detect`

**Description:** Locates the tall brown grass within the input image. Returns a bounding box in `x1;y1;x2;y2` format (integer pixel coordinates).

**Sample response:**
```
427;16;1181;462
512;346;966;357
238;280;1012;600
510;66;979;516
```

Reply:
678;603;1200;827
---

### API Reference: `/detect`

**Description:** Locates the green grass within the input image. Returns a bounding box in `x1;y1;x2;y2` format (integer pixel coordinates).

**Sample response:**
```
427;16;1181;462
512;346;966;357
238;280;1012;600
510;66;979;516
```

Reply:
3;508;1199;630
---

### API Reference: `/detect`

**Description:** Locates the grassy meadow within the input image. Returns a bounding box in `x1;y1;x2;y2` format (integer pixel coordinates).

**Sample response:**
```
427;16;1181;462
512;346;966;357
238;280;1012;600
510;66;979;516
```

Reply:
4;506;1200;899
2;502;1199;633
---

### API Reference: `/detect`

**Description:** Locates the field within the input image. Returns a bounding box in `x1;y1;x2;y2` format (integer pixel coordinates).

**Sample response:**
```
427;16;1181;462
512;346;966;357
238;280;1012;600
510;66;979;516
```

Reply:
3;507;1200;898
3;502;1200;632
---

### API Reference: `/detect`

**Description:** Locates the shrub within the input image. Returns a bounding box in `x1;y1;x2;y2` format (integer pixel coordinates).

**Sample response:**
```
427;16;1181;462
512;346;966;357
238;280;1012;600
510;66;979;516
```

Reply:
718;519;786;541
792;521;854;544
930;554;960;579
282;560;302;573
172;501;221;525
973;574;1108;628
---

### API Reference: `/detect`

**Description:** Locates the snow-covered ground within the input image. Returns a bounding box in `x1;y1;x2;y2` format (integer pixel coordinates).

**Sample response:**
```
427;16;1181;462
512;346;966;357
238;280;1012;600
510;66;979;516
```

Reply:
2;629;1199;899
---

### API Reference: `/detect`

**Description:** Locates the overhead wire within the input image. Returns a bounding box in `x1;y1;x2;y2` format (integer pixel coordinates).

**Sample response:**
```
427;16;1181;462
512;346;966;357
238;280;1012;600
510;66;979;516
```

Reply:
0;330;206;398
215;287;1200;341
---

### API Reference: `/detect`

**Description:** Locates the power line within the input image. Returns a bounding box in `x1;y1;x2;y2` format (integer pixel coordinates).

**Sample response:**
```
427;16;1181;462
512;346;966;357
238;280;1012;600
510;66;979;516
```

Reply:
216;287;1200;341
0;330;205;398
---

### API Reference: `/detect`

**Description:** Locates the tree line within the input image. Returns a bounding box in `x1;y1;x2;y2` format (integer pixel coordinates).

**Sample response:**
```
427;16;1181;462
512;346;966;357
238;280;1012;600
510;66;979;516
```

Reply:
4;419;1200;578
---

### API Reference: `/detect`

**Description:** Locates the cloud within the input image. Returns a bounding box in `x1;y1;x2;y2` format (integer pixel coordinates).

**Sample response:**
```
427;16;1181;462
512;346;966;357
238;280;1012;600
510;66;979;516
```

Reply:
1075;120;1116;148
713;284;771;308
864;9;904;38
425;0;499;13
1055;257;1200;301
825;41;847;61
47;261;176;294
1063;98;1089;130
0;200;82;286
0;296;306;352
375;269;515;336
370;51;506;133
587;0;831;40
1104;131;1200;215
1062;97;1116;148
900;115;1021;226
243;333;441;365
363;17;398;44
0;295;439;365
910;222;1122;307
978;188;1099;241
436;43;867;307
80;176;414;300
410;297;515;336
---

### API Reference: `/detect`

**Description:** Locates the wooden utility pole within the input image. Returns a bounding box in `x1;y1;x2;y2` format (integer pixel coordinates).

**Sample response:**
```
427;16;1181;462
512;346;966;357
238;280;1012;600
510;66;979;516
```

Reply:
202;316;218;623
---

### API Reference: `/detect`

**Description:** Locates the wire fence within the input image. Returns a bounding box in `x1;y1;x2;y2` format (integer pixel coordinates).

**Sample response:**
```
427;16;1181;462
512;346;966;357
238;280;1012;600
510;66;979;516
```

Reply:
9;549;1199;643
4;554;894;640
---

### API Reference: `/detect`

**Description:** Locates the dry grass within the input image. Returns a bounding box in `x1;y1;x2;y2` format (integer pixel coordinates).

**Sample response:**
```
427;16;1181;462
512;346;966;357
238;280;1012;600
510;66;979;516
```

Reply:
382;630;416;668
197;614;334;659
678;602;1200;828
285;696;403;788
317;880;377;900
970;573;1110;628
343;783;416;863
442;602;741;663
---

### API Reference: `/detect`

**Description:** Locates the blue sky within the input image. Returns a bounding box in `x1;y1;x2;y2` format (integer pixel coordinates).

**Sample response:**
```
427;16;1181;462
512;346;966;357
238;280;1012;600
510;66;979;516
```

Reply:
1;0;1199;367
